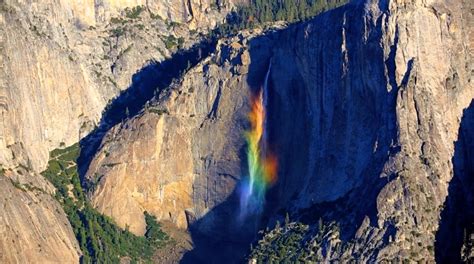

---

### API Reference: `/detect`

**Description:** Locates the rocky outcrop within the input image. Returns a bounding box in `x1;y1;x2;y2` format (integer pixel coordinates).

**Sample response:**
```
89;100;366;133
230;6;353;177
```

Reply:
85;0;472;262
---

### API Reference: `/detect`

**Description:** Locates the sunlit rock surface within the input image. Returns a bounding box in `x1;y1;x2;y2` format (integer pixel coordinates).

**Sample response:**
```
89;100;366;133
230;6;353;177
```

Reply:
0;172;81;263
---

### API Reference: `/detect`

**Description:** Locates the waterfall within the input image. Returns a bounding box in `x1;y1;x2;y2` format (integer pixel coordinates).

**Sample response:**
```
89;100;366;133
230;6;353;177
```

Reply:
263;59;272;109
262;59;272;154
238;60;277;222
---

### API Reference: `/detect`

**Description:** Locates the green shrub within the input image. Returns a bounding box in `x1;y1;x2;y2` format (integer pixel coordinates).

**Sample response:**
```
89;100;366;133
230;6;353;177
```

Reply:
110;17;124;24
144;212;169;246
125;6;144;19
149;12;163;20
163;35;178;50
111;27;125;37
148;108;169;115
10;179;26;191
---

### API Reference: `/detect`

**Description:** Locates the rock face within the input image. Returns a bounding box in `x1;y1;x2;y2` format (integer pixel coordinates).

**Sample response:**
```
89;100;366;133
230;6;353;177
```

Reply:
85;46;252;234
1;0;471;262
257;0;472;261
0;173;81;263
3;0;235;29
0;0;235;173
0;0;236;262
85;0;472;262
255;0;471;261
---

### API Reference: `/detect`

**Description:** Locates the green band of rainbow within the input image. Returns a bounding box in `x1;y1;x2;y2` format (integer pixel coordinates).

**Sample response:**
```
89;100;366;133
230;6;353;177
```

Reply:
239;90;277;219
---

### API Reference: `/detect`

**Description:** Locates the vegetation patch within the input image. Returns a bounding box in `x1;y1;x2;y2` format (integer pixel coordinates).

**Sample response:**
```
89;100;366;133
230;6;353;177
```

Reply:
110;27;125;38
148;107;170;116
125;6;145;19
10;179;27;192
165;20;181;30
162;35;184;50
42;143;169;263
240;0;345;25
110;17;125;25
149;11;163;20
250;220;345;263
211;0;347;38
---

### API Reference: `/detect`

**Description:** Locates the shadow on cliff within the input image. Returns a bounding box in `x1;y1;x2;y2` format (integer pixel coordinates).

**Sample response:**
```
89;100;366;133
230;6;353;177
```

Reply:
77;39;217;182
182;1;401;262
266;0;400;250
435;100;474;263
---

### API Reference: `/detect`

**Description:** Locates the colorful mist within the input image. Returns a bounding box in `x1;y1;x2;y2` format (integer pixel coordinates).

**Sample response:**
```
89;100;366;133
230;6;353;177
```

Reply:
239;87;278;220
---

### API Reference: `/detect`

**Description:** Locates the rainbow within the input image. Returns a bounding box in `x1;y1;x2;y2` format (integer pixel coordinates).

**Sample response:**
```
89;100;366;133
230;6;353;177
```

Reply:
239;86;277;220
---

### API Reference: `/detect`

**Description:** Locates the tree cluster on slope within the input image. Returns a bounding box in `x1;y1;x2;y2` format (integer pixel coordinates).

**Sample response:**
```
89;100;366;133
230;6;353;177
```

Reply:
212;0;347;37
42;143;169;263
249;220;348;263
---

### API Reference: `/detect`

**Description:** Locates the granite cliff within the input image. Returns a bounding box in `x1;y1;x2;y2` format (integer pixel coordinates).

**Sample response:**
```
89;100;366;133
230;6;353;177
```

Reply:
0;0;235;173
83;0;473;262
0;0;472;262
0;0;235;262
